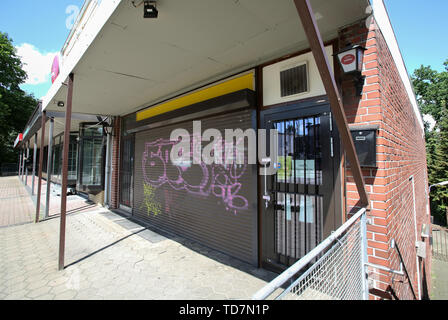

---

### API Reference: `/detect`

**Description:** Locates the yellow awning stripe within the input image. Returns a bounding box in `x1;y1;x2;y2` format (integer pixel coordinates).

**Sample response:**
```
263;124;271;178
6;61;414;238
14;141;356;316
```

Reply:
136;73;254;121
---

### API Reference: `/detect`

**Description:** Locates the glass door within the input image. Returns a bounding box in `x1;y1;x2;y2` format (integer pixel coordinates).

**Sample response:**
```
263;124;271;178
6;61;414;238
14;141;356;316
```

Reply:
78;124;105;193
273;116;324;261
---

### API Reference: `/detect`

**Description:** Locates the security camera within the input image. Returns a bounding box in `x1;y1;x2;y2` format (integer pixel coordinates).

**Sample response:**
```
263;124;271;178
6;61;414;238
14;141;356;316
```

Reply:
144;1;158;18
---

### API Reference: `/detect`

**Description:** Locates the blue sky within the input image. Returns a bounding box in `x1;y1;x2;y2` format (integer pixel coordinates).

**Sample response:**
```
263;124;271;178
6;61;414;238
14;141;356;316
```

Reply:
0;0;447;99
0;0;84;98
384;0;448;73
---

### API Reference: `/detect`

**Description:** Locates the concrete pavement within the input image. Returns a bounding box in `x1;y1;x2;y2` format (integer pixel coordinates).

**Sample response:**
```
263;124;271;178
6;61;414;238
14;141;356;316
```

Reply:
431;259;448;300
0;176;35;227
431;224;448;300
0;176;275;300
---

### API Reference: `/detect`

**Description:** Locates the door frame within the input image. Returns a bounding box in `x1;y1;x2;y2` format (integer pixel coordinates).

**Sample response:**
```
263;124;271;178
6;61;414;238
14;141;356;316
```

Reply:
77;122;106;194
258;97;342;273
119;132;135;210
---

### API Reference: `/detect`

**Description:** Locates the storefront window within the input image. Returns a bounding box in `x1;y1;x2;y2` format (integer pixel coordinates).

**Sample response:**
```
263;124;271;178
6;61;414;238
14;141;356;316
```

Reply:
50;134;78;182
68;135;78;181
80;124;104;187
81;139;102;185
52;136;62;177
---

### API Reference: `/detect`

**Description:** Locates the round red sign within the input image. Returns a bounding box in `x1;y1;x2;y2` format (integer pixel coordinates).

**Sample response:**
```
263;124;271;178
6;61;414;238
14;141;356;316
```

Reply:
341;54;356;65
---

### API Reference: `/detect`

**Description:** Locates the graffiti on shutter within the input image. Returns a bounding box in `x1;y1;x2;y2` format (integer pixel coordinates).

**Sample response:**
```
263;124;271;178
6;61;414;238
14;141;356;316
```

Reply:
141;136;249;215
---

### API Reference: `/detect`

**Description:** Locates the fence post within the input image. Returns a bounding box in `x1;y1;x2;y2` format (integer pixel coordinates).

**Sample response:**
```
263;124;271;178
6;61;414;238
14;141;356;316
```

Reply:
445;207;448;227
360;211;369;300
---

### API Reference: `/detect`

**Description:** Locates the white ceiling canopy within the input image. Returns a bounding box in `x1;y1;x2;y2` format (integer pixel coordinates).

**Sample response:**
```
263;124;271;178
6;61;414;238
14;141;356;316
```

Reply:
44;0;369;117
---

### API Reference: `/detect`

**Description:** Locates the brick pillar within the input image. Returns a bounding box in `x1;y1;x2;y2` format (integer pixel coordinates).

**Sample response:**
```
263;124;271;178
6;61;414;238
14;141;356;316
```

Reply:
110;116;121;209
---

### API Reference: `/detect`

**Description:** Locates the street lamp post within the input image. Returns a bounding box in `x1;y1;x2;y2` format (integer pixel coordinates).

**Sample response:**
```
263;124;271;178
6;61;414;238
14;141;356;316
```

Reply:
429;181;448;193
429;181;448;225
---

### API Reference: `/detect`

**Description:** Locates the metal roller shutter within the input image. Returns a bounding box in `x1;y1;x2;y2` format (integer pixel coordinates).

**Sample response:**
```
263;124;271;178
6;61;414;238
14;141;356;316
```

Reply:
133;108;258;265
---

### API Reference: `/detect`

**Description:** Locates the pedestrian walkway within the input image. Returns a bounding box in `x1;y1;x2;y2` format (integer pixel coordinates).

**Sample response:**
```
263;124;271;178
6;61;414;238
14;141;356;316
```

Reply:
431;224;448;300
0;176;36;227
0;176;276;300
431;259;448;300
11;174;99;224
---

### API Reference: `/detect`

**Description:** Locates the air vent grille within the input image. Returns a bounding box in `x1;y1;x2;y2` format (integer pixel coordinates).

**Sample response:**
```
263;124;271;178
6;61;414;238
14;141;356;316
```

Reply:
280;64;308;97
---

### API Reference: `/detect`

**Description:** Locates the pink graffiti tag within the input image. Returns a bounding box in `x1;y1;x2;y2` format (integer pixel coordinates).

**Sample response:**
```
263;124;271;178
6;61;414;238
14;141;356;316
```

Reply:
142;137;249;214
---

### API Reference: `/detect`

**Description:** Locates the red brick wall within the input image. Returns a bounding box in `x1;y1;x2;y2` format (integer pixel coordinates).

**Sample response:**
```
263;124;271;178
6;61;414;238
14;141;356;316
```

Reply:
339;19;431;300
110;116;121;209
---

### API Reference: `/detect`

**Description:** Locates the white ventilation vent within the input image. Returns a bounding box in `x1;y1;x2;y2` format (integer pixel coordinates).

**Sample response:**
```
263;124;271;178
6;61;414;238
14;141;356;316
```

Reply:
262;46;334;106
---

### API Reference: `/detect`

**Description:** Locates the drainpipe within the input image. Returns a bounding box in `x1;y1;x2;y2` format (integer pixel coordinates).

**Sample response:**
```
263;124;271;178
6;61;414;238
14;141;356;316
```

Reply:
104;124;111;207
45;118;54;219
108;130;113;207
410;175;422;300
25;141;30;185
22;147;26;182
32;133;37;195
18;151;22;180
19;149;22;179
35;111;47;223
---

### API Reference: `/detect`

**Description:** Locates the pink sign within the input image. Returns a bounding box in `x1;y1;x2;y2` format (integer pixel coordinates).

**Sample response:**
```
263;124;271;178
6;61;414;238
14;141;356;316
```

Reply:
51;55;60;83
14;133;23;148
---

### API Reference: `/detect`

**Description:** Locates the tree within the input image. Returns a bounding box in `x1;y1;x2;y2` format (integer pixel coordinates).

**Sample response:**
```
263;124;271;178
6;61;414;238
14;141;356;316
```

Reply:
429;107;448;223
0;32;37;167
412;61;448;123
412;61;448;225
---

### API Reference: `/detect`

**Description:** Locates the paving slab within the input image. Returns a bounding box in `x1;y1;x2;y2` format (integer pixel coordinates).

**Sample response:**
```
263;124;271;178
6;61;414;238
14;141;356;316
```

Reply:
431;257;448;300
0;176;276;300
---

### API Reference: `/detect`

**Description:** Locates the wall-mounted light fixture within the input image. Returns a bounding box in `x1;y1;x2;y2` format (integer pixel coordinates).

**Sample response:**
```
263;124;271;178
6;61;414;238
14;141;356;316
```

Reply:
57;101;65;107
144;1;158;18
335;45;366;96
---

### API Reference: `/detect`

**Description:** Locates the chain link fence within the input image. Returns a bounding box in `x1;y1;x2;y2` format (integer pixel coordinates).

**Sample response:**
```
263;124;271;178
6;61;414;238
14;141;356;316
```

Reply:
432;225;448;262
253;208;368;300
277;219;364;300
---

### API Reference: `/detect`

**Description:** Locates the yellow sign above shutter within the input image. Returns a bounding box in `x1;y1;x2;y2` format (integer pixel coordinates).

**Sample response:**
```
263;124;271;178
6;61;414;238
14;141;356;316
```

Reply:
136;72;254;121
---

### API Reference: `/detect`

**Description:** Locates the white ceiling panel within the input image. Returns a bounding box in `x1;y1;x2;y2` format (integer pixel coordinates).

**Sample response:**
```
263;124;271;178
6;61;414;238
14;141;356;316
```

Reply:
44;0;369;117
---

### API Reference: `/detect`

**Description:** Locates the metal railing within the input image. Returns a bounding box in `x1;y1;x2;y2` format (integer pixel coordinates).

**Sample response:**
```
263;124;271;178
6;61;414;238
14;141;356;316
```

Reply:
1;163;19;177
253;208;368;300
432;225;448;262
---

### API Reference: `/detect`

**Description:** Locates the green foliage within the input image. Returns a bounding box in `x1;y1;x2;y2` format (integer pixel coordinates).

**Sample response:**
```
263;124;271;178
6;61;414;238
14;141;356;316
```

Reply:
412;61;448;123
0;32;37;166
412;61;448;225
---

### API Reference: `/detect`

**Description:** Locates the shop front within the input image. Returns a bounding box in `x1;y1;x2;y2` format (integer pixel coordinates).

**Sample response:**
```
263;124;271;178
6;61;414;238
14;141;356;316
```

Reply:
16;0;431;298
122;74;259;265
29;114;109;204
116;46;344;270
77;123;107;202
